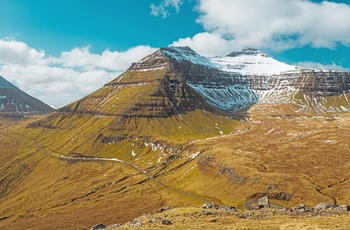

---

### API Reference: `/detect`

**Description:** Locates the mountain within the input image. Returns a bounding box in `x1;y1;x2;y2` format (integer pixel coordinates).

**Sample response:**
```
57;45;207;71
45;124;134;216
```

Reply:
0;76;54;117
210;47;297;75
1;47;350;229
26;46;259;159
211;48;350;112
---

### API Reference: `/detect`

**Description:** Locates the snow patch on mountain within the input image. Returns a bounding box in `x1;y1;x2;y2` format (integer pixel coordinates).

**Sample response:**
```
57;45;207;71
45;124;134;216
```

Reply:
188;82;258;111
210;48;297;75
161;46;218;69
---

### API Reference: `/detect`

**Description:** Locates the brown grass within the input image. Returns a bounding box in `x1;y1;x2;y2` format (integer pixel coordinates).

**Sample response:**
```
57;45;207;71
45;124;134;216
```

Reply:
1;100;350;229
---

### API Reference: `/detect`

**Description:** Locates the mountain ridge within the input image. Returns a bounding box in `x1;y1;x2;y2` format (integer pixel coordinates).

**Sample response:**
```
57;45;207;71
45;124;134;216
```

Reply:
0;75;54;117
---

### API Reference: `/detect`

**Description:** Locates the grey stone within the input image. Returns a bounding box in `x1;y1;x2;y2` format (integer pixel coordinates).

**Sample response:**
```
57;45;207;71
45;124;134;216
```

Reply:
161;220;173;225
91;223;106;230
129;219;142;227
314;202;329;210
337;205;350;211
218;205;237;211
326;204;337;209
202;202;218;209
258;196;270;208
202;210;213;215
158;206;174;212
105;223;121;229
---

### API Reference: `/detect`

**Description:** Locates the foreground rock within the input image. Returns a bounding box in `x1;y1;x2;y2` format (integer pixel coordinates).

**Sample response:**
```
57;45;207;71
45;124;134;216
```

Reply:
97;204;350;229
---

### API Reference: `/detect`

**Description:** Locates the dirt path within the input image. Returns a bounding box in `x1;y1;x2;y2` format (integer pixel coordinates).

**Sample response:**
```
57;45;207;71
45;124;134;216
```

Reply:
33;139;210;204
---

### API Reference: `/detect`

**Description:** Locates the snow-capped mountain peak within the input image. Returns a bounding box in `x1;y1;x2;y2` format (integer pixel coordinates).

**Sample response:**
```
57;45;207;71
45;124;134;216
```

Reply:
161;46;219;69
210;48;297;76
227;48;269;58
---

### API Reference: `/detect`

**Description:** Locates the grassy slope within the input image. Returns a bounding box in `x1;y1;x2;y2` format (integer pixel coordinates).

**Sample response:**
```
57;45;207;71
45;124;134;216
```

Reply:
158;102;350;209
0;118;206;229
1;88;350;229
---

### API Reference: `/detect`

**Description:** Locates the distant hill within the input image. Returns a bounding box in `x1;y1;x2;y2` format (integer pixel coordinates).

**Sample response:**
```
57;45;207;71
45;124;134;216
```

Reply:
0;76;54;117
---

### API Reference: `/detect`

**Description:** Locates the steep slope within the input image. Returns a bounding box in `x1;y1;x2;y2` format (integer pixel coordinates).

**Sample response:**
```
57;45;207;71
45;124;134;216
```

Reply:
212;48;350;113
25;47;255;159
0;76;54;117
248;69;350;112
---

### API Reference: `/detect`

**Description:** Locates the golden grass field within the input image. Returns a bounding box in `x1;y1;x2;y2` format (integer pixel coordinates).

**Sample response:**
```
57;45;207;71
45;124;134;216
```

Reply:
1;101;350;229
1;68;350;229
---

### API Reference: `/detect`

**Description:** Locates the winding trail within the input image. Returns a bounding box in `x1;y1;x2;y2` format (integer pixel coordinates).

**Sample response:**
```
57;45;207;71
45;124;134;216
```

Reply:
33;140;210;204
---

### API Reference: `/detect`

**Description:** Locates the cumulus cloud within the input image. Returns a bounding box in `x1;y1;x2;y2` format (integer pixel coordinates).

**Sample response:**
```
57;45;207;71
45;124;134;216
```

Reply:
57;45;155;71
151;0;184;18
170;32;238;57
195;0;350;50
0;38;46;65
295;61;350;72
0;39;156;108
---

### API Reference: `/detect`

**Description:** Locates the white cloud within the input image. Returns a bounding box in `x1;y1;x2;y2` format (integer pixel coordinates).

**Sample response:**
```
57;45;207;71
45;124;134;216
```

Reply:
151;0;184;18
195;0;350;50
0;39;156;108
57;45;155;71
295;61;350;72
170;32;238;57
0;38;46;65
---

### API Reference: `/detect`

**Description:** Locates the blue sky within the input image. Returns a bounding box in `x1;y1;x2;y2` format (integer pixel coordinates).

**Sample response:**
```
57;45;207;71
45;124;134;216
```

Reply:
0;0;350;107
0;0;202;54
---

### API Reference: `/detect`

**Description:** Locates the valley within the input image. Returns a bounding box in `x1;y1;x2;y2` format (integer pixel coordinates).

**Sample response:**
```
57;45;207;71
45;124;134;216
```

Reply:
1;47;350;229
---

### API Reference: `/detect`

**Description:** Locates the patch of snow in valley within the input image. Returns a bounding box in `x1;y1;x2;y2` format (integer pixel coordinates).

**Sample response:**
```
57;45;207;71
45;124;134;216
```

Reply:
131;150;136;157
317;139;337;144
189;152;201;160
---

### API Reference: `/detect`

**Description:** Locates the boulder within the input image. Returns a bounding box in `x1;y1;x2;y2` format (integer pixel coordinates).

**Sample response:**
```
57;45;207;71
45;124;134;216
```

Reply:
258;196;270;209
202;210;213;215
202;202;218;209
218;205;237;211
314;202;329;210
161;220;173;225
90;223;106;230
158;206;174;212
337;204;350;211
105;223;121;228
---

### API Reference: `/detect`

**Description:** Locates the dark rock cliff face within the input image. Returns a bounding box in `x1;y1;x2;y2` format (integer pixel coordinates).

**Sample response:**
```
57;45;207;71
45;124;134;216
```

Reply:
160;47;258;111
52;47;258;134
248;69;350;97
227;48;268;58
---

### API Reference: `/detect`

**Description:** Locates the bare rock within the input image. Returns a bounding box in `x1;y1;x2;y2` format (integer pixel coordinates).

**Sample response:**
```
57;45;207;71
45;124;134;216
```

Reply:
337;204;350;211
105;223;121;229
314;202;330;210
202;202;218;209
158;206;174;212
90;223;106;230
202;210;213;215
258;196;270;209
218;205;237;211
161;219;173;225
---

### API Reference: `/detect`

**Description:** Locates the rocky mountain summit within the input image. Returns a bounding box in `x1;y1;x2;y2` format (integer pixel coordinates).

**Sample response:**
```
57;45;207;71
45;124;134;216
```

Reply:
209;48;350;112
47;46;350;117
0;76;54;117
